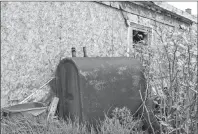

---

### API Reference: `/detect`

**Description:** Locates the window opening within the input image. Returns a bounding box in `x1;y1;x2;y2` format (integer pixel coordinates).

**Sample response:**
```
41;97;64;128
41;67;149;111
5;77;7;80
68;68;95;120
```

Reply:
133;29;148;45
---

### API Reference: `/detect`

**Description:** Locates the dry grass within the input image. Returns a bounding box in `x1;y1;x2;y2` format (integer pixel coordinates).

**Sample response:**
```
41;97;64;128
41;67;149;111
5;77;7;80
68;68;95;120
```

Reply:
1;107;147;134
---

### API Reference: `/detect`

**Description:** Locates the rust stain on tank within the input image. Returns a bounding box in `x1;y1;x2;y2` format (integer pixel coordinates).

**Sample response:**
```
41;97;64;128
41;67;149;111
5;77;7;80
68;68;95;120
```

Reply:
110;77;117;83
132;75;140;87
118;66;127;75
89;80;106;91
80;68;99;79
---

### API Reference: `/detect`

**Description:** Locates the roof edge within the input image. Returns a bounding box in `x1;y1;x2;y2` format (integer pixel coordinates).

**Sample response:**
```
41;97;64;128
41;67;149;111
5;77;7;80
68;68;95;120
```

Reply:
97;1;197;24
145;1;197;24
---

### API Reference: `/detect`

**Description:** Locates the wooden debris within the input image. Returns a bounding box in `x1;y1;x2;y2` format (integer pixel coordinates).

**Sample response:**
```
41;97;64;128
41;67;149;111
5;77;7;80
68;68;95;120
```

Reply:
47;97;59;121
19;77;54;104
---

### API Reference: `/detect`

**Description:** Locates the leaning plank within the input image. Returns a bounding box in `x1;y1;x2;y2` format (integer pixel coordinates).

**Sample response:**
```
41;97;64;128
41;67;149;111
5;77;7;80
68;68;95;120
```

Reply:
47;97;59;121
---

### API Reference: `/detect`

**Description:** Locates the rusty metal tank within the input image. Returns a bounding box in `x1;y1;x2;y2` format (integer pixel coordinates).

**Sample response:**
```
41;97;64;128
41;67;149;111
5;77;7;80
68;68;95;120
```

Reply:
54;57;146;124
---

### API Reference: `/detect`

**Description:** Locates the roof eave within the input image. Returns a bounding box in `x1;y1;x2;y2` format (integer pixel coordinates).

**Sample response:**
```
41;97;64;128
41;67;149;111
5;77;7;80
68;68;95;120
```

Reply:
131;1;197;24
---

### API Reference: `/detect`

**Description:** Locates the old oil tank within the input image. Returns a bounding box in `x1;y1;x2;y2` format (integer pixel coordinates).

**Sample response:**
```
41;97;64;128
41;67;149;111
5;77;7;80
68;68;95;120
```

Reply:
54;57;146;124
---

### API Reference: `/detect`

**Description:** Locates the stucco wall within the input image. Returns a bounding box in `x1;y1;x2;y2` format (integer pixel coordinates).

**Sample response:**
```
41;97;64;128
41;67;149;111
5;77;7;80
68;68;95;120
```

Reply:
1;2;196;107
1;2;129;107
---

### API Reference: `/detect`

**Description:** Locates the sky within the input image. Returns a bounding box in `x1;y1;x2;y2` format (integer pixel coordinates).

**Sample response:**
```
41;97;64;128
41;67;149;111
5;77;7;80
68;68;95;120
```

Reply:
168;2;197;15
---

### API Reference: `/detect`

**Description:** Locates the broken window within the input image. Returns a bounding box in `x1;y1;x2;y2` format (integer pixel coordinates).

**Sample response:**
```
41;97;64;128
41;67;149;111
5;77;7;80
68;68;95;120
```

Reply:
133;30;148;45
130;22;152;47
129;22;152;64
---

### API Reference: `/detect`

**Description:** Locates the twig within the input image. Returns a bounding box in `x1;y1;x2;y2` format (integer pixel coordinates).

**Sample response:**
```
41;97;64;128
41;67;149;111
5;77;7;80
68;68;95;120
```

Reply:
139;90;155;134
168;127;182;134
172;41;178;77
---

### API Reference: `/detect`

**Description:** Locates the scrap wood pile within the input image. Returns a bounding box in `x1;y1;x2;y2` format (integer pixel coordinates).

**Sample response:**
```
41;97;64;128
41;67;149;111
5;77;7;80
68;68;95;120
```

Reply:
1;97;59;121
1;78;59;123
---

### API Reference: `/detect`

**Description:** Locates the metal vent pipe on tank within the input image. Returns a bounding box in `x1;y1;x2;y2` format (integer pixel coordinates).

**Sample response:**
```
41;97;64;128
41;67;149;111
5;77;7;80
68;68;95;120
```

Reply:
83;47;88;57
72;47;76;57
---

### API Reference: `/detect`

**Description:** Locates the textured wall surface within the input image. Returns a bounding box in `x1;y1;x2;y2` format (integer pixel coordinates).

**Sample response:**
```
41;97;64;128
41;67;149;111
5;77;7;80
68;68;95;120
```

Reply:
1;2;195;107
1;2;128;107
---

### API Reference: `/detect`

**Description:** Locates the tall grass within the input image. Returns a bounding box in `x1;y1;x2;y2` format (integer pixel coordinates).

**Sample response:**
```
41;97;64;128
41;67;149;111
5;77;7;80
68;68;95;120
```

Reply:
1;107;147;134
